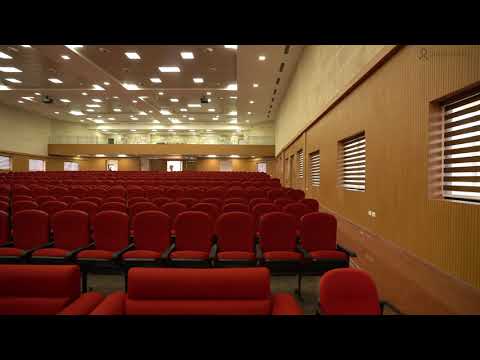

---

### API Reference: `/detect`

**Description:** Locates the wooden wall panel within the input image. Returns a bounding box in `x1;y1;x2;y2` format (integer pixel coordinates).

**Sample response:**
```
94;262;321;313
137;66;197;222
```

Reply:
277;45;480;311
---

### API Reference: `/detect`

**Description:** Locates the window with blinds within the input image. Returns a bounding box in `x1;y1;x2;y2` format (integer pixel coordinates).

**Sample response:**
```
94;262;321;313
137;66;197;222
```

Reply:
297;149;304;178
0;156;11;170
310;151;320;187
442;91;480;202
28;159;45;172
340;132;366;191
64;162;79;171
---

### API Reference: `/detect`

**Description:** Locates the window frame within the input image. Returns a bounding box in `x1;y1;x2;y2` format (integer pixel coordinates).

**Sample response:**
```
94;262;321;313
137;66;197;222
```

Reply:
338;132;366;192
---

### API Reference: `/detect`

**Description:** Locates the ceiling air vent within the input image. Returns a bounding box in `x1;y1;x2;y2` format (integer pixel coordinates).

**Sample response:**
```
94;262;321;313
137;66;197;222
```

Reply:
279;62;285;72
284;45;290;55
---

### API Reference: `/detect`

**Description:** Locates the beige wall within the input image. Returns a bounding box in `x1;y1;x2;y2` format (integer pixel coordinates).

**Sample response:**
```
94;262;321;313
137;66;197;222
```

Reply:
0;103;52;156
275;45;480;297
274;45;389;154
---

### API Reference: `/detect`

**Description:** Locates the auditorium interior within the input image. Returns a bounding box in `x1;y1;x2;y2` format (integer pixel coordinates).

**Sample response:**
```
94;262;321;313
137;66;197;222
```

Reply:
0;44;479;316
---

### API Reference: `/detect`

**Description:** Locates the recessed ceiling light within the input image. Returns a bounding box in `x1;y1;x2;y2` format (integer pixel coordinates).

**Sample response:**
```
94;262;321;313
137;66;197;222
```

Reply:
17;100;24;104
132;100;138;103
212;117;219;120
48;78;63;84
69;110;84;116
95;154;106;157
160;110;172;115
92;84;105;90
193;78;204;84
229;96;237;99
150;78;162;83
138;111;147;116
253;83;259;88
158;92;164;95
34;92;41;96
206;92;212;96
54;112;60;114
169;118;182;124
130;129;137;132
225;83;237;91
208;109;215;112
60;99;71;103
168;129;175;132
247;111;252;115
170;98;179;102
125;52;141;60
86;104;100;108
180;52;194;59
152;120;160;123
118;154;127;157
101;129;107;132
230;155;240;158
66;45;83;50
258;55;266;61
21;97;34;101
113;108;121;112
246;120;250;123
103;82;110;86
189;129;196;132
0;67;22;73
108;117;115;120
188;104;201;108
0;85;10;90
182;115;187;118
92;98;102;103
21;45;32;48
81;92;88;96
151;129;158;132
131;117;139;120
228;111;237;116
180;108;187;112
207;154;217;158
94;120;104;124
5;78;21;83
224;45;237;50
159;66;180;73
113;96;119;99
86;109;95;112
188;117;195;120
207;129;212;132
229;119;238;124
249;100;255;104
148;110;153;113
0;51;12;59
80;120;84;122
122;83;140;90
61;55;70;60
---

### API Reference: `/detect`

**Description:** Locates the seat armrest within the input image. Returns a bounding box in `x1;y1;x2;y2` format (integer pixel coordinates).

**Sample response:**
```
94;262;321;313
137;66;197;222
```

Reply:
89;292;126;315
0;241;14;248
66;242;95;260
24;241;55;257
380;300;403;315
112;243;135;261
271;293;304;315
296;243;311;260
255;242;263;262
208;242;218;261
161;242;175;261
57;292;104;315
337;244;357;257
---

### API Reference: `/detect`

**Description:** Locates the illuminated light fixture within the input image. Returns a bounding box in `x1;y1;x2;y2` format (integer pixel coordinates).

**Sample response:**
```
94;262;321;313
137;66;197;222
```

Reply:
66;45;83;50
188;117;195;120
228;111;237;116
258;55;266;61
207;154;217;158
113;96;119;99
229;118;238;124
212;117;219;120
206;129;212;132
81;92;88;96
61;55;70;60
207;98;212;103
80;120;84;122
54;112;60;114
170;98;179;102
182;115;187;118
246;120;250;123
180;52;194;59
189;129;196;132
101;129;107;132
0;67;22;73
180;108;187;112
225;83;237;91
168;129;175;132
113;108;121;112
69;110;84;116
138;111;147;115
160;109;171;115
48;78;63;84
60;98;71;103
132;100;138;103
125;52;141;59
0;51;12;59
86;104;100;108
131;117;139;120
118;154;127;157
206;92;212;95
86;109;95;112
193;78;204;84
188;104;201;108
151;129;158;132
122;83;140;90
247;111;252;115
229;96;237;99
94;120;105;123
224;45;237;50
104;82;110;86
92;84;105;90
152;120;160;123
0;85;10;90
230;155;240;158
249;100;254;104
159;66;180;73
150;78;162;83
158;92;164;95
169;118;182;124
95;154;106;157
253;83;259;88
21;45;32;48
138;96;148;100
92;98;102;103
5;78;21;83
208;108;215;112
149;110;153;113
108;117;115;120
22;96;34;101
35;92;41;95
130;129;137;132
17;100;24;103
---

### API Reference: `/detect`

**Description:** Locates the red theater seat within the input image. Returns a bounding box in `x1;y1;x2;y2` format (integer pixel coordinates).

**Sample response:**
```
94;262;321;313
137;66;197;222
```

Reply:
222;203;250;213
0;211;9;244
0;264;103;315
190;203;220;223
301;198;319;212
101;202;127;213
90;267;303;315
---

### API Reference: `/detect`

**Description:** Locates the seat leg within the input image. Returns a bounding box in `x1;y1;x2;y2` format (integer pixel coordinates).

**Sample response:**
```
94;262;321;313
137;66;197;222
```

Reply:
81;270;88;293
295;271;304;302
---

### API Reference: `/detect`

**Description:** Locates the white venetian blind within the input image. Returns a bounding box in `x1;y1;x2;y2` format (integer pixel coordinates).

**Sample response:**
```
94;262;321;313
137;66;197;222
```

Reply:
64;162;79;171
340;133;366;191
297;149;304;178
0;156;11;170
442;91;480;202
28;159;45;172
310;151;320;187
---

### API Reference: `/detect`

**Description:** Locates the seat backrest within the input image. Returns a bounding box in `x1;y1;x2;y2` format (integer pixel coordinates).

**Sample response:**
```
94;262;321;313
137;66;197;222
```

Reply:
83;197;103;207
0;201;8;214
70;201;99;224
132;211;171;252
159;202;187;224
202;198;223;209
13;210;50;250
93;211;129;251
259;212;297;252
190;203;219;222
128;197;149;207
319;268;381;315
224;197;247;205
101;202;127;213
59;196;80;206
129;202;158;220
173;211;213;252
152;197;173;208
215;212;255;252
40;201;69;219
104;196;125;204
0;264;80;315
125;267;272;315
273;197;295;208
222;203;250;213
12;200;38;215
300;212;337;251
106;186;126;198
267;188;284;201
288;189;305;201
252;203;280;231
176;197;197;208
283;202;311;226
52;210;90;250
249;197;270;210
35;195;57;205
301;198;319;212
0;211;9;244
